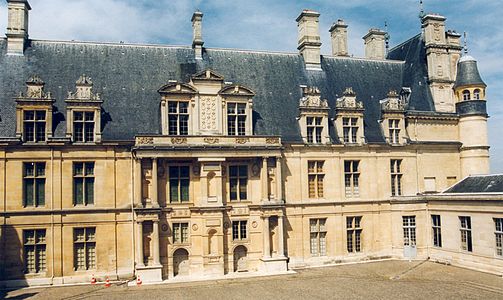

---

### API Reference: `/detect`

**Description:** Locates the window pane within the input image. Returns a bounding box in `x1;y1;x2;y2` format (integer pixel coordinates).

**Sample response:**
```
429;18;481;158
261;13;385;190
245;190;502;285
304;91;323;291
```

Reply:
84;112;94;121
85;178;94;205
74;112;83;121
24;111;35;120
74;178;84;205
36;179;45;206
85;163;94;176
24;180;34;206
74;163;83;176
180;179;190;202
170;179;179;202
35;111;46;120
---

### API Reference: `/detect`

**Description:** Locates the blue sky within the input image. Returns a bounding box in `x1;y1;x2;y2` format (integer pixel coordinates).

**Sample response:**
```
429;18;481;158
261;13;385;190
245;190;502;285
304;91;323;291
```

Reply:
1;0;502;172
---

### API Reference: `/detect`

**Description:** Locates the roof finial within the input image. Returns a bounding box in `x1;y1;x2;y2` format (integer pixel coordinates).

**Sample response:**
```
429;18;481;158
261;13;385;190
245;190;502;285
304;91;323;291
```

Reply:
463;31;468;54
419;0;425;20
384;21;390;54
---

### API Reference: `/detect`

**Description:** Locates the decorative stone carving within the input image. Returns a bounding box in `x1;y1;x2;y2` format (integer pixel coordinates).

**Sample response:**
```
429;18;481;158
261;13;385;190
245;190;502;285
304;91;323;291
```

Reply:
67;75;101;102
299;86;328;108
235;137;250;144
336;87;364;109
200;97;217;131
265;137;280;144
381;90;406;111
19;76;53;100
137;137;154;145
192;224;199;231
251;163;260;177
252;221;258;228
171;137;187;144
204;137;219;144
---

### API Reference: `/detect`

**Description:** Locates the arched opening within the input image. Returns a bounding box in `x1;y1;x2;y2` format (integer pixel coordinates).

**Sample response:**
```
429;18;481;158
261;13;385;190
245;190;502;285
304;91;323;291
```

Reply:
173;248;189;276
474;89;481;100
208;229;218;255
462;90;470;101
233;245;248;272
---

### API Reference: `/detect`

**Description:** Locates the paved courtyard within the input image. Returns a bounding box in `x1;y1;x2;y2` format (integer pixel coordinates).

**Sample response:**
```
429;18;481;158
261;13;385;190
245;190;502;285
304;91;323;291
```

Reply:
2;260;503;300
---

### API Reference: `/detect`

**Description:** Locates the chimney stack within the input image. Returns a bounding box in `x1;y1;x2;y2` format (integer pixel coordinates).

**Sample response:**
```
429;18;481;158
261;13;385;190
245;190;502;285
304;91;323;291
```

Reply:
192;11;204;60
363;29;386;60
6;0;31;55
296;9;322;70
329;19;349;57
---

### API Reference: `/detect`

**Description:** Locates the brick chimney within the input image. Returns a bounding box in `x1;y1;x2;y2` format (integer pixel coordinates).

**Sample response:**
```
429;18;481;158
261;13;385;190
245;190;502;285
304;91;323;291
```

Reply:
329;19;349;57
363;29;386;60
296;9;322;70
6;0;31;55
192;11;204;60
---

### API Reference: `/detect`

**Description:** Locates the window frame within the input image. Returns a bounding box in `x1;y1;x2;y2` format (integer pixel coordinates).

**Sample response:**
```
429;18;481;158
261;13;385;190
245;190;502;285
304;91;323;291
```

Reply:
228;165;248;202
73;162;95;206
495;218;502;257
73;111;96;143
23;162;46;207
308;161;324;199
232;220;248;241
306;116;323;144
73;227;97;271
23;110;47;143
462;90;470;101
309;218;327;256
402;216;416;246
172;222;190;244
342;117;359;144
23;229;47;274
227;102;247;136
344;160;360;198
388;119;400;144
390;159;402;196
167;100;189;136
459;216;473;252
168;165;191;203
346;216;362;253
431;215;442;248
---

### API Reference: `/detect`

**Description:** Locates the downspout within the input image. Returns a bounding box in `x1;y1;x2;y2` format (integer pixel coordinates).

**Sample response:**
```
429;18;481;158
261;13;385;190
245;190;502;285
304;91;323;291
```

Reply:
131;149;136;277
50;148;55;283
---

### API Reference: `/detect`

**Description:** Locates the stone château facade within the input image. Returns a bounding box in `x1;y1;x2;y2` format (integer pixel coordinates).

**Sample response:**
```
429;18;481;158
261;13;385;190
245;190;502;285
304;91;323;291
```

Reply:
0;1;502;286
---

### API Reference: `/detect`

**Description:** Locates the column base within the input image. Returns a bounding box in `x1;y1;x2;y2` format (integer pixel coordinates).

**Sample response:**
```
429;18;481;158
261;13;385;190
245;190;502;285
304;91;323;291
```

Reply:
136;264;163;283
260;256;288;273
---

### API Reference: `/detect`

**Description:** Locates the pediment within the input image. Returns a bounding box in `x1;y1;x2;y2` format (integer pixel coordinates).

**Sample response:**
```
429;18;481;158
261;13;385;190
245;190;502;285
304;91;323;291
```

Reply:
219;84;255;96
158;82;197;95
192;69;225;81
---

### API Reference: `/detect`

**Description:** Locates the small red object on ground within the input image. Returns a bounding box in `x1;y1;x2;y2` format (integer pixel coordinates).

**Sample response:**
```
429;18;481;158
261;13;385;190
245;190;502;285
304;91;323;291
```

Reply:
136;275;142;286
90;274;97;284
104;277;111;287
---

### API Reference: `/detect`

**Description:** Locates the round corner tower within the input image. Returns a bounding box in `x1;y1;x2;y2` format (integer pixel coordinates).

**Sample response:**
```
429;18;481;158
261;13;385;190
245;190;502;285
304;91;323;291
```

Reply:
454;54;490;177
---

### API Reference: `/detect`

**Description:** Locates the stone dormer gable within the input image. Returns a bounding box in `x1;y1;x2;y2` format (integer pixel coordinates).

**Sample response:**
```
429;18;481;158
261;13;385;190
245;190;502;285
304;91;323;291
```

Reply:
15;75;54;104
380;90;406;112
158;82;197;95
336;87;364;111
191;69;225;82
219;84;255;97
299;86;329;110
66;75;102;105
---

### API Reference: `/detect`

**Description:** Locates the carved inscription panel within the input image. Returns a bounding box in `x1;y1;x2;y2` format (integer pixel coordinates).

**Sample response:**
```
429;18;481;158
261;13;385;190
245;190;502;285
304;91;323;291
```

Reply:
200;97;218;131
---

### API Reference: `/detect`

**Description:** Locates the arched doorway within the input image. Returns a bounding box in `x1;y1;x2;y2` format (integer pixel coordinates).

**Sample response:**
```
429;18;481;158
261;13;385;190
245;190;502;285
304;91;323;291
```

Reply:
233;245;248;272
173;248;189;276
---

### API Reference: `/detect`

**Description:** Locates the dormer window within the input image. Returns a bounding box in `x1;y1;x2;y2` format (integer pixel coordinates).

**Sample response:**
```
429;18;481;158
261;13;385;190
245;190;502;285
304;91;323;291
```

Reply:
15;76;55;143
168;101;189;135
227;102;247;136
298;86;330;144
66;75;103;143
335;87;365;145
380;90;407;145
462;90;470;101
220;85;255;136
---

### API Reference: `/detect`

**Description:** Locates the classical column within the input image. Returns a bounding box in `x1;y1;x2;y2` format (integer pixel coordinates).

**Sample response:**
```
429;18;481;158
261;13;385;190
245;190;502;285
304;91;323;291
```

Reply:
263;216;271;258
136;221;145;267
152;220;161;266
135;158;142;206
261;157;269;201
277;215;285;257
276;157;283;202
152;158;158;207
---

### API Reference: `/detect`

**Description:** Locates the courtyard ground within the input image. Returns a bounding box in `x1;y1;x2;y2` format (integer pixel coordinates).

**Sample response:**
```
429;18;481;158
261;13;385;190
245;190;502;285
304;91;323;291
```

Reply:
2;260;503;300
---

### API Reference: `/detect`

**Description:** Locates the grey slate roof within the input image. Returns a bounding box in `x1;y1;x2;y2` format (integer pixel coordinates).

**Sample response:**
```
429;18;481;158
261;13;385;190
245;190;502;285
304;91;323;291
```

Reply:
0;36;433;142
444;175;503;193
454;56;486;88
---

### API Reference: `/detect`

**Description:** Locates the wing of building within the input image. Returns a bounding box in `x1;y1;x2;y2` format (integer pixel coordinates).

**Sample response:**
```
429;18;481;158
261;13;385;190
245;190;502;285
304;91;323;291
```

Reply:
0;1;501;286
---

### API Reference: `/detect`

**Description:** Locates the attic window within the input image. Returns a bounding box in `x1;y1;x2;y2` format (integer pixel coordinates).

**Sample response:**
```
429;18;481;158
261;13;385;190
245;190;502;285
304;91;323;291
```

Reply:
462;90;470;101
474;89;481;100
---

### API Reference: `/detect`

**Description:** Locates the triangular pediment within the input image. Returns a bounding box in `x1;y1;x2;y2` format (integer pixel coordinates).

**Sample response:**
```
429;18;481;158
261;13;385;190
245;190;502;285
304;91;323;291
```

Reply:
219;84;255;96
192;69;225;81
158;82;197;95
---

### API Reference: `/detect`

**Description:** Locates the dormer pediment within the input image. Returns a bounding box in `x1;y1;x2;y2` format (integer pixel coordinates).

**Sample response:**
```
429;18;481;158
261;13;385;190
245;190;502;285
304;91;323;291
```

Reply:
158;82;197;95
66;75;102;106
219;84;255;97
335;87;364;112
380;90;406;113
299;86;329;111
191;69;225;82
15;75;55;106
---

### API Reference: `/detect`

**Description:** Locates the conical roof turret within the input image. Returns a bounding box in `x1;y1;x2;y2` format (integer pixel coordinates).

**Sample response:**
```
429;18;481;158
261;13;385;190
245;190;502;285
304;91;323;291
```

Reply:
454;54;486;88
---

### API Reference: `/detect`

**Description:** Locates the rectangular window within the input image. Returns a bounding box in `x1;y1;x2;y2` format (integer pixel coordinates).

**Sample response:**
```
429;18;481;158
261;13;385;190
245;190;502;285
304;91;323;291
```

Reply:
495;218;503;257
23;229;46;274
168;101;189;135
390;159;402;196
344;160;360;198
74;227;96;270
310;218;327;256
73;111;95;143
232;220;247;240
73;162;95;205
23;110;46;142
169;166;190;203
229;165;248;201
432;215;442;248
342;117;358;143
227;103;247;136
173;223;189;244
403;216;416;246
308;161;324;198
23;162;45;207
306;116;323;144
388;119;400;144
460;216;472;252
346;216;362;253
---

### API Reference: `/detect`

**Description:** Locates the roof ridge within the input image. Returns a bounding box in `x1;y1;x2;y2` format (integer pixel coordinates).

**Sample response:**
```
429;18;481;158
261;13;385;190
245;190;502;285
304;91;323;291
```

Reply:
388;33;422;53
